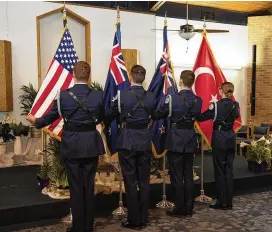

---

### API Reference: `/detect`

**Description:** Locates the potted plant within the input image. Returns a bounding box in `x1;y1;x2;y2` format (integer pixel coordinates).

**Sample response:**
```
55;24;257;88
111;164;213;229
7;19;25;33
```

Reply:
19;83;40;138
37;137;69;190
242;137;272;172
0;122;16;155
47;138;69;189
37;150;51;190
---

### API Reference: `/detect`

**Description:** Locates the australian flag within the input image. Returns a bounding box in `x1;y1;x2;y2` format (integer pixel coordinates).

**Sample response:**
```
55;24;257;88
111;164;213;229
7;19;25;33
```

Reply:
148;20;177;154
103;20;130;155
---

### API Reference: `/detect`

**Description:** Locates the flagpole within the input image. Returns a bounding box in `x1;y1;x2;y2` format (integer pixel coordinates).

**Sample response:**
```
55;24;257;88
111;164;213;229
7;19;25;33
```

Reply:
60;4;72;224
112;6;127;218
112;164;127;217
195;135;212;203
156;155;174;209
156;12;174;209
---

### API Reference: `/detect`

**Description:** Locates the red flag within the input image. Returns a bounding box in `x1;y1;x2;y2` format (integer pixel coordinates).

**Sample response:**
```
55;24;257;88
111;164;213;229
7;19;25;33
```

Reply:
192;34;242;146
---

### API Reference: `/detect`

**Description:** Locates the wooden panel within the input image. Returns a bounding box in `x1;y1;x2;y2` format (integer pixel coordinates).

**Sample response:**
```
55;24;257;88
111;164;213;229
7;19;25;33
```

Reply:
174;1;272;13
37;7;90;87
122;49;139;78
0;41;13;111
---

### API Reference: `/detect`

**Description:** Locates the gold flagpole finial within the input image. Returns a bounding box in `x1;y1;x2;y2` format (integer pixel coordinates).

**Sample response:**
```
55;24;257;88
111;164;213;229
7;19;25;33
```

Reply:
203;15;207;36
63;1;66;14
117;5;120;18
62;0;68;28
116;5;120;24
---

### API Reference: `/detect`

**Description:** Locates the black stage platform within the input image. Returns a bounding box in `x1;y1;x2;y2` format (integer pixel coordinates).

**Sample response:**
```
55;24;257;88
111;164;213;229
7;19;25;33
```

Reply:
1;153;272;227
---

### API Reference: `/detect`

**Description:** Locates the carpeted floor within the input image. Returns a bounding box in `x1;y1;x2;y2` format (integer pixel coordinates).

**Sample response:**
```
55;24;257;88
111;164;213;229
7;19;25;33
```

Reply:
6;191;272;232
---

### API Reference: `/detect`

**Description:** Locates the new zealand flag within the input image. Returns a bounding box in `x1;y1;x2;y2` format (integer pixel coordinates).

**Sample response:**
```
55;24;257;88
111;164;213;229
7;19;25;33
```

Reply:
103;21;130;155
148;21;177;154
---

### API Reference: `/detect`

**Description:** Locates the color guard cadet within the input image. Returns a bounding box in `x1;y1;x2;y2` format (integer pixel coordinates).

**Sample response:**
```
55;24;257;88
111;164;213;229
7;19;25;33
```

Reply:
156;70;202;216
27;61;105;232
197;81;240;210
106;65;156;230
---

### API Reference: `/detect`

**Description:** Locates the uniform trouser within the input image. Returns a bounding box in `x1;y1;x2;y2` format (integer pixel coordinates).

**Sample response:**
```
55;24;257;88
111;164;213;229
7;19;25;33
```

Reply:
167;151;194;213
118;149;152;226
63;156;98;232
212;147;235;206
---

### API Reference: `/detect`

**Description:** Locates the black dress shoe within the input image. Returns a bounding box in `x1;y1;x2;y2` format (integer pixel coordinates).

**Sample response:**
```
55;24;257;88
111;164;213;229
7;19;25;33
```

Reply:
227;204;233;210
140;224;147;229
66;226;73;232
166;208;186;217
209;203;228;210
185;210;195;217
121;218;141;230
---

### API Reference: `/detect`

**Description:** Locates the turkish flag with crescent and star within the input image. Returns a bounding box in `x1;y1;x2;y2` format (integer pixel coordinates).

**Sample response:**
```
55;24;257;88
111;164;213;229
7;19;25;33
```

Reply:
192;34;242;146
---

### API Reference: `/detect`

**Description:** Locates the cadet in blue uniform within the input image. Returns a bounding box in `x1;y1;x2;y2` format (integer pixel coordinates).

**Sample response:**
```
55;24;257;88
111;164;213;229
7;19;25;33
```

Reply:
156;70;202;216
197;82;240;210
27;61;105;232
106;65;156;230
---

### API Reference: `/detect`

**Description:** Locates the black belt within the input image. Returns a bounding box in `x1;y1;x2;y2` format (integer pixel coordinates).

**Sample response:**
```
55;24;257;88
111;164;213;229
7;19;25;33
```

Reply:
121;123;148;129
213;124;233;131
171;123;194;129
64;124;96;132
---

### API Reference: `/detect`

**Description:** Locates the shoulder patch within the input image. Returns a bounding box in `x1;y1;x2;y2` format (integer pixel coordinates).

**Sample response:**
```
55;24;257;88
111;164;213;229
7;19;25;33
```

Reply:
209;103;214;110
165;95;170;104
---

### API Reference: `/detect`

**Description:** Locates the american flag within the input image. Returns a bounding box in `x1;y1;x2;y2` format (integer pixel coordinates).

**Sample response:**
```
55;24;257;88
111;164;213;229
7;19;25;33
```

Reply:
30;13;78;139
148;19;177;154
103;19;130;155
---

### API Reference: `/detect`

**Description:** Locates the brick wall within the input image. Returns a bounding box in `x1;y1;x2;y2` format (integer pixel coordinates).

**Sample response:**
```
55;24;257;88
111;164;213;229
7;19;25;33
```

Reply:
247;16;272;125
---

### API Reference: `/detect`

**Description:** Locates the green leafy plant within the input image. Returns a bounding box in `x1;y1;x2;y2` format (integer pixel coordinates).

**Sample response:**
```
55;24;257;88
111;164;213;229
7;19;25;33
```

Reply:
90;81;104;91
19;83;38;115
37;152;52;180
10;122;30;136
48;164;69;189
37;137;68;188
248;140;271;165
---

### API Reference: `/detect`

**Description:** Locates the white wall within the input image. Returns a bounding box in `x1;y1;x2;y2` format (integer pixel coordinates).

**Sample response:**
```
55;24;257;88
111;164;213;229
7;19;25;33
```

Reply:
0;1;156;123
155;17;248;124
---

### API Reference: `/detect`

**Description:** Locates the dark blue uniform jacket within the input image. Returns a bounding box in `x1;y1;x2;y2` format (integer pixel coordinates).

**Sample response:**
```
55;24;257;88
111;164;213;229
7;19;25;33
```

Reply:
35;84;105;159
156;89;202;153
197;98;240;150
106;85;156;151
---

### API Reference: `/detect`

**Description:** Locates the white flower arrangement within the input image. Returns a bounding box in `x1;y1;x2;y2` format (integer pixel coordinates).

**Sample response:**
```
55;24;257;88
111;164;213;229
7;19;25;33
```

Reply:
240;136;272;166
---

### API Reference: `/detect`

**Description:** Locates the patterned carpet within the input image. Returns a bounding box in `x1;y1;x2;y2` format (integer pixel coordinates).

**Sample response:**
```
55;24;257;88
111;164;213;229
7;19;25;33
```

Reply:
9;191;272;232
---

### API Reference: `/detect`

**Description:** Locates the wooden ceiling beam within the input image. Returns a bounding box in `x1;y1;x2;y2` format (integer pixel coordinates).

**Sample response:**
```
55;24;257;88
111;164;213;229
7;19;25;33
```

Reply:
170;1;272;14
149;1;166;12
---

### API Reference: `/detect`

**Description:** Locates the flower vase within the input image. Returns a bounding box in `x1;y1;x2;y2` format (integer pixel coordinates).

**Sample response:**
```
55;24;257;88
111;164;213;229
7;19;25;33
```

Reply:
14;136;22;155
0;143;7;156
30;126;41;138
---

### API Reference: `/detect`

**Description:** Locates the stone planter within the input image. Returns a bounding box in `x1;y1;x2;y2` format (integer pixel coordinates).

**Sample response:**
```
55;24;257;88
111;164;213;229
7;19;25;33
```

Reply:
14;136;22;155
30;126;41;138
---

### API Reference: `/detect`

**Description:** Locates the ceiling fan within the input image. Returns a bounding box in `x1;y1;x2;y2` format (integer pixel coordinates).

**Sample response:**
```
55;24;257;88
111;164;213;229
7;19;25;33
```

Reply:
152;2;229;41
